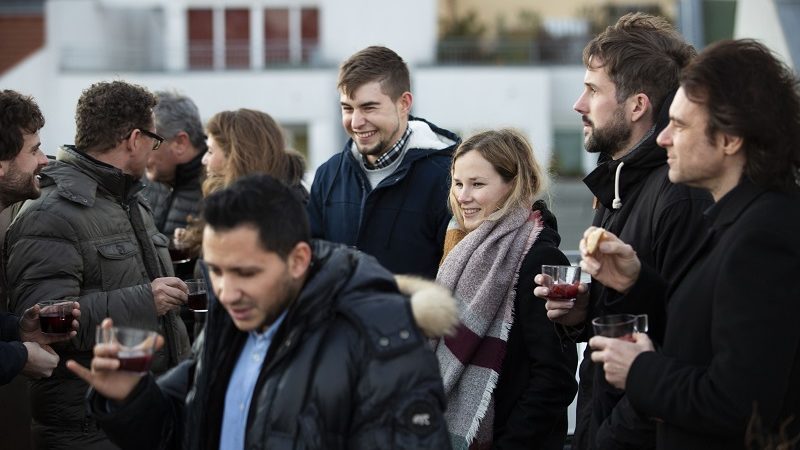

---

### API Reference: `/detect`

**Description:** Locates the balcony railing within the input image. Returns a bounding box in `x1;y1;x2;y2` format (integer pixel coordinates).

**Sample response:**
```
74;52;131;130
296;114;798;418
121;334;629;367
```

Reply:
58;36;588;72
59;41;322;72
437;35;589;65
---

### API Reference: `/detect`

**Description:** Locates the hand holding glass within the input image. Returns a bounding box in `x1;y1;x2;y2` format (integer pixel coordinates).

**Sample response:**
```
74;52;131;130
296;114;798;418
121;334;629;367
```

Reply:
95;326;158;374
592;314;648;342
540;265;581;302
38;300;77;334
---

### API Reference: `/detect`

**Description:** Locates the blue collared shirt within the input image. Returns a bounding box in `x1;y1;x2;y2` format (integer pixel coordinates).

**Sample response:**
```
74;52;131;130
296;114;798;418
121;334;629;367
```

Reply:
219;311;287;449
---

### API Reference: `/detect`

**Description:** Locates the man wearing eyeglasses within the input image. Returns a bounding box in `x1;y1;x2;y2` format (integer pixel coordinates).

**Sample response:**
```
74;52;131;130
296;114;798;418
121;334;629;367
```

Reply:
141;91;207;238
5;80;191;449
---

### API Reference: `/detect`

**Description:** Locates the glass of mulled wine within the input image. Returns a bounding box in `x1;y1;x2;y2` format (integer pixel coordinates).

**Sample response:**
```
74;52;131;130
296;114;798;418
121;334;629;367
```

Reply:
95;326;159;374
591;314;649;341
168;239;192;265
541;265;582;302
185;279;208;312
37;300;76;334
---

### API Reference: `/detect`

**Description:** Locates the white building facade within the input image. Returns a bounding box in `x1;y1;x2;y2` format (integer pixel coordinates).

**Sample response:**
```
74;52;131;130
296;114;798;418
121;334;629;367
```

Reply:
1;0;586;177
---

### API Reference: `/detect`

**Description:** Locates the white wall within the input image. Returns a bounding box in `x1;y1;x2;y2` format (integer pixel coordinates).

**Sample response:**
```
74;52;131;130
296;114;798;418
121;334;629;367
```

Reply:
734;0;794;67
318;0;438;65
414;67;554;165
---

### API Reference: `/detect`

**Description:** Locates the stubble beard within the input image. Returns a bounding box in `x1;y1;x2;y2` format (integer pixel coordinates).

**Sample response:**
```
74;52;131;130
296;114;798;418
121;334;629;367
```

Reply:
584;107;632;157
354;116;402;159
0;167;41;205
356;138;390;158
258;272;301;332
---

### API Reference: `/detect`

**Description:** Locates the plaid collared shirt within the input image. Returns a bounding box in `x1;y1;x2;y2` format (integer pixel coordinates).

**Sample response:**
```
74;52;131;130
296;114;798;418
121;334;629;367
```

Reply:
363;125;412;170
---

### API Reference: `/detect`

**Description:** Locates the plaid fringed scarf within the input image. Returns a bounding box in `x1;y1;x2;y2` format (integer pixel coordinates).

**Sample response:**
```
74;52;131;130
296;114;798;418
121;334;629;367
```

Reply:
435;207;544;450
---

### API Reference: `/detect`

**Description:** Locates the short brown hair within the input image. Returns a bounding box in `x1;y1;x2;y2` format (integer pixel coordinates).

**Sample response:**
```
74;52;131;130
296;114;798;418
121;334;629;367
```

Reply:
449;129;548;230
0;90;45;160
75;80;157;154
338;46;410;101
583;12;696;118
681;39;800;193
203;109;303;195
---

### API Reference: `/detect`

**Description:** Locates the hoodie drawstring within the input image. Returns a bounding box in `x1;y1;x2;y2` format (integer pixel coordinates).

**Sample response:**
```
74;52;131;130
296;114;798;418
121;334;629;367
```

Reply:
612;161;625;209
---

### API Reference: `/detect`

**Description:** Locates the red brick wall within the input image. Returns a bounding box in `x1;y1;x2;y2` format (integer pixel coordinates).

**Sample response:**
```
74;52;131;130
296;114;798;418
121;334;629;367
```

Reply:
0;14;44;75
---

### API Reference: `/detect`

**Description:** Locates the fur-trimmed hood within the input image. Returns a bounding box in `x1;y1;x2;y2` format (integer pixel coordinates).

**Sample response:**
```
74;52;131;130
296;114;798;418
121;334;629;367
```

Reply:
395;275;458;338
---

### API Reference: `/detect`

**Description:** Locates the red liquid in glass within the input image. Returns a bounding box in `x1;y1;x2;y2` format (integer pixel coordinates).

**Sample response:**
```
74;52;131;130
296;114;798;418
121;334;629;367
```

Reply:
117;350;154;372
187;292;207;311
618;333;636;343
168;246;191;263
549;283;579;299
39;313;74;334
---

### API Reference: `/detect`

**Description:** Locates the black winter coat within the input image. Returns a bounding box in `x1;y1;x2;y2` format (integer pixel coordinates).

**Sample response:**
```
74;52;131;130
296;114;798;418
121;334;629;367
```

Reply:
625;180;800;450
493;203;578;449
0;312;25;385
142;151;205;238
90;240;451;449
574;91;713;450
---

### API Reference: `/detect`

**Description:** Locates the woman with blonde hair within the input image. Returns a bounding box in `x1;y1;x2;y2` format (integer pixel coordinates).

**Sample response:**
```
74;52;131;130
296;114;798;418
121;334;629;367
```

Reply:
434;129;577;449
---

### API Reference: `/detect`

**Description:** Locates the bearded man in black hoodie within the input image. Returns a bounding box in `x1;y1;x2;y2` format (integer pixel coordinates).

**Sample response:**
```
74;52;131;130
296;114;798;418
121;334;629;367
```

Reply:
535;12;712;450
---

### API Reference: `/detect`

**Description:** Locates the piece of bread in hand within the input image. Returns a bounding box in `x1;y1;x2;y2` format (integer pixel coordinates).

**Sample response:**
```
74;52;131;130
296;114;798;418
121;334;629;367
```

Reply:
586;228;606;254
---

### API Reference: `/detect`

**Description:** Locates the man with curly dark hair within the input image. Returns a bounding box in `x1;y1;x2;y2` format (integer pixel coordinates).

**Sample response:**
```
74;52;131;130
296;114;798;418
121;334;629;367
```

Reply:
0;89;48;205
0;90;80;386
5;81;191;449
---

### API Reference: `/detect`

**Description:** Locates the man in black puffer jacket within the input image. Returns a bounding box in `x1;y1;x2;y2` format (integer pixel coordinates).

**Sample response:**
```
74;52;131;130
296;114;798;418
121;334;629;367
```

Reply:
70;174;456;450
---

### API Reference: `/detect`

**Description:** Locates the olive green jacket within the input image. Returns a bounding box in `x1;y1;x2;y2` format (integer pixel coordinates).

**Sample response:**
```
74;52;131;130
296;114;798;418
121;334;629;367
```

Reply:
5;145;190;446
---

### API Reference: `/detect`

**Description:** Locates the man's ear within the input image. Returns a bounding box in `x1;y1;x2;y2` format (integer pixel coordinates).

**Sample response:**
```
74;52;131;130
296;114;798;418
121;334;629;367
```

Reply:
629;93;651;123
397;92;413;115
0;159;8;177
719;132;744;156
124;129;140;153
171;131;190;157
287;241;312;279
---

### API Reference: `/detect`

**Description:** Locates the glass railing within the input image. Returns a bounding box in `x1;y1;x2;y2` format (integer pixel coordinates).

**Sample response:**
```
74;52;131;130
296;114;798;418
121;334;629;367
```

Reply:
436;35;589;65
59;41;322;72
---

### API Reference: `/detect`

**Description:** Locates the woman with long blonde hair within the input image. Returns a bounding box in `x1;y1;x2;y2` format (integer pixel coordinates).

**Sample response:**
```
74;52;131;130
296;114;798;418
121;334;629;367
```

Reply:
434;129;577;449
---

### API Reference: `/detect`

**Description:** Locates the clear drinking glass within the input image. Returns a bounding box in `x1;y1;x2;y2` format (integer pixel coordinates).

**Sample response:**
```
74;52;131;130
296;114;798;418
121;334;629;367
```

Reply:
95;326;159;374
541;265;582;302
591;314;649;341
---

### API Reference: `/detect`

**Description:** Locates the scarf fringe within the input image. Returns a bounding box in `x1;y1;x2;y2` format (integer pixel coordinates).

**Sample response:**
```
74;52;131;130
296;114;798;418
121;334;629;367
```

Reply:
465;370;499;445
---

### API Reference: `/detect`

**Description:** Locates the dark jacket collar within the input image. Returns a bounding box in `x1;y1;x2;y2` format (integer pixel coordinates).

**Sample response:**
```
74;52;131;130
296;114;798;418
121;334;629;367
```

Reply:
704;177;765;230
583;90;676;210
43;145;143;206
532;199;562;246
173;150;205;188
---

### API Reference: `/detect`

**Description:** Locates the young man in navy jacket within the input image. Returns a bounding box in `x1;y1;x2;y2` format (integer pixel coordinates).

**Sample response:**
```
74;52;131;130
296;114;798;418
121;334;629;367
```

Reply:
308;46;459;280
